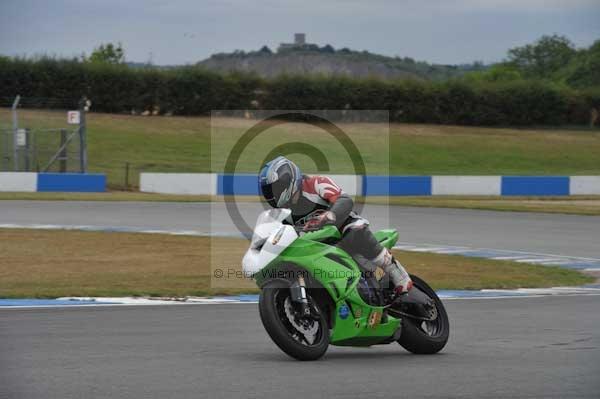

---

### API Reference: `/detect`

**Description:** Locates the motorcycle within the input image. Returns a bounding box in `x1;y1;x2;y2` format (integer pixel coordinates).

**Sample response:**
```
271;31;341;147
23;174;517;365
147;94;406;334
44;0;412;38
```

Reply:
242;208;449;360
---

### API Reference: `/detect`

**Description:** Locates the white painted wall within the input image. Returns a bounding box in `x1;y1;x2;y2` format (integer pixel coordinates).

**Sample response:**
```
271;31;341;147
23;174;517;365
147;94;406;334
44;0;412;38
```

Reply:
432;176;501;195
140;173;216;195
138;173;600;196
0;172;37;192
570;176;600;195
323;174;362;196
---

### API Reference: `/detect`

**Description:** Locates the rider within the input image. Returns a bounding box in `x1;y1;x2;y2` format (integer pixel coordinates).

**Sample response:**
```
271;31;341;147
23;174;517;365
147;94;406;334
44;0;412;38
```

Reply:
259;156;413;296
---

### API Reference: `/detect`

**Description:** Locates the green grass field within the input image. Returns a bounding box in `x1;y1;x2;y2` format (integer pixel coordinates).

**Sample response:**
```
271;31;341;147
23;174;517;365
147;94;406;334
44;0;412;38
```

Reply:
2;109;599;189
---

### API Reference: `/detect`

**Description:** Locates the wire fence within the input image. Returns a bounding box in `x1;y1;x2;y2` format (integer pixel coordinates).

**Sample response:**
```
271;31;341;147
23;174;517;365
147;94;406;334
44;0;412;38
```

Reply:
0;96;87;173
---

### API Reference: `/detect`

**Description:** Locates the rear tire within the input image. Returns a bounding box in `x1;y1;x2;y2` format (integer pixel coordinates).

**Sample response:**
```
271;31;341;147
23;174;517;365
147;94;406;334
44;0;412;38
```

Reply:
397;275;449;354
259;279;329;361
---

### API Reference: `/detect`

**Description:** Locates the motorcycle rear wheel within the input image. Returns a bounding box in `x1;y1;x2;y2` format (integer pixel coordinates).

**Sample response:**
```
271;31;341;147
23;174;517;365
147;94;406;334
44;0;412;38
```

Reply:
397;275;449;354
259;279;330;361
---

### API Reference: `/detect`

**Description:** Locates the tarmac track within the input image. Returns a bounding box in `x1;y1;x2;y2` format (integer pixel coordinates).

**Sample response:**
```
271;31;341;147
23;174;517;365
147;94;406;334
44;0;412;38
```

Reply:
1;201;599;398
1;296;599;399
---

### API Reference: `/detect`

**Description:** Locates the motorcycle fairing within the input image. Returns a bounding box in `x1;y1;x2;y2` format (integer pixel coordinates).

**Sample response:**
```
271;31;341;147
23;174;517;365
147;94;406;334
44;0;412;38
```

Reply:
253;229;402;346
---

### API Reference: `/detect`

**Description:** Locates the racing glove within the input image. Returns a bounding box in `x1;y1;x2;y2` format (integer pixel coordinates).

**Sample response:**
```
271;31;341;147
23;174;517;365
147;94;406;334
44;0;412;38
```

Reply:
303;211;336;231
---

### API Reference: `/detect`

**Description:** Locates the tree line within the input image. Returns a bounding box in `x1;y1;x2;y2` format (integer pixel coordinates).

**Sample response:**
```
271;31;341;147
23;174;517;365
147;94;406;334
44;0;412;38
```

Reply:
466;35;600;89
1;35;599;126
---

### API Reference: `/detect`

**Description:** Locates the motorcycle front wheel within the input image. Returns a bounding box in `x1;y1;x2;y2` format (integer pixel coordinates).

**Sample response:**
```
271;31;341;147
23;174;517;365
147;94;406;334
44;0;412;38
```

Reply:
397;275;450;354
259;279;329;361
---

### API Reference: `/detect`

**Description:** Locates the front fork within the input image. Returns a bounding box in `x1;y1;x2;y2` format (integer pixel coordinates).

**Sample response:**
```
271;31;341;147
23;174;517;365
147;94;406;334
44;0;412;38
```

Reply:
289;275;311;317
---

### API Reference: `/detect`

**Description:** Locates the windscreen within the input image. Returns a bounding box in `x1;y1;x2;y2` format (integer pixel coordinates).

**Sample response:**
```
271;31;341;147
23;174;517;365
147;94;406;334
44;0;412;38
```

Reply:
250;209;292;248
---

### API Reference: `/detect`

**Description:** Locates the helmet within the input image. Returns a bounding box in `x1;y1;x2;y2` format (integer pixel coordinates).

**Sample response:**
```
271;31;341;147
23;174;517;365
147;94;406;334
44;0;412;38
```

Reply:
259;156;302;208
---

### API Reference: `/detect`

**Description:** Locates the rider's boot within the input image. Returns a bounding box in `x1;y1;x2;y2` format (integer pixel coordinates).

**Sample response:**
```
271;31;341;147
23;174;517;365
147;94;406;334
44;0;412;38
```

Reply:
374;248;413;296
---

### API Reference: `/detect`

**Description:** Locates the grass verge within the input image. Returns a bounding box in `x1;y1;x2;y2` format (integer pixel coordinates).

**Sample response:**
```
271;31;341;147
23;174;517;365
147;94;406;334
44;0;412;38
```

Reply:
0;229;592;298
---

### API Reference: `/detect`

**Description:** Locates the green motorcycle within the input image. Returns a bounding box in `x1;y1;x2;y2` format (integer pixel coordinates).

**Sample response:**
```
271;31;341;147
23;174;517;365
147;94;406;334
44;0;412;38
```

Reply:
242;208;449;361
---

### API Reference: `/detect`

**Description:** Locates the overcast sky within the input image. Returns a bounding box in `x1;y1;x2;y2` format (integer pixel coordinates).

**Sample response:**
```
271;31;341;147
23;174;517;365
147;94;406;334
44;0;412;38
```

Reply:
1;0;599;65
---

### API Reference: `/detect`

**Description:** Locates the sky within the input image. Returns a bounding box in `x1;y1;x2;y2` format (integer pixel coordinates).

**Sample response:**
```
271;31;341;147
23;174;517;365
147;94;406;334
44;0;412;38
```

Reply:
1;0;599;65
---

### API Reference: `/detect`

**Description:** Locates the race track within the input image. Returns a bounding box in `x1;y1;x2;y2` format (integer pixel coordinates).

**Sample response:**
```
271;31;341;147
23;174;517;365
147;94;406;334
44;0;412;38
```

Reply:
2;296;600;399
2;200;600;398
1;200;599;257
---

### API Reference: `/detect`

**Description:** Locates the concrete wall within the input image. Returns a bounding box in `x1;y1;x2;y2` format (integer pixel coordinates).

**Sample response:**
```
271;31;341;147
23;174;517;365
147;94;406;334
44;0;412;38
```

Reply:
501;176;570;196
3;171;594;196
140;173;216;195
570;176;600;195
363;176;431;196
432;176;501;196
0;172;38;192
37;173;106;192
324;174;361;196
140;173;600;196
0;172;106;192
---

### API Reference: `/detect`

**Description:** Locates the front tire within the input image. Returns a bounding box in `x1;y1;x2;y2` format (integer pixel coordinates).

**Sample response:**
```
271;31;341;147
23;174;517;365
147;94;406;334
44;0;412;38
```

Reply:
259;279;329;361
397;275;449;354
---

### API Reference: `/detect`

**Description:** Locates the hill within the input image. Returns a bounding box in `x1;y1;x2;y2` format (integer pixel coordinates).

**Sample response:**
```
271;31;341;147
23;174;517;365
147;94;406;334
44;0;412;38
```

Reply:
198;44;484;81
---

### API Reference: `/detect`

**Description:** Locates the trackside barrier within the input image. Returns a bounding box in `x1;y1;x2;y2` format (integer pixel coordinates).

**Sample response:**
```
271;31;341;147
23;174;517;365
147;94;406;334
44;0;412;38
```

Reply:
37;173;106;192
0;172;37;192
218;174;259;195
213;174;362;196
569;176;600;195
140;173;216;195
363;176;431;196
2;172;596;195
432;176;501;195
136;173;600;196
0;172;106;192
501;176;570;196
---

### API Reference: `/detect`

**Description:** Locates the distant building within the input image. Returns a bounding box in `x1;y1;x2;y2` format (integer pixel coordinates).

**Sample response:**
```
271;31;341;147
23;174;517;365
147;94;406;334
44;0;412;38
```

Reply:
294;33;306;46
278;33;313;51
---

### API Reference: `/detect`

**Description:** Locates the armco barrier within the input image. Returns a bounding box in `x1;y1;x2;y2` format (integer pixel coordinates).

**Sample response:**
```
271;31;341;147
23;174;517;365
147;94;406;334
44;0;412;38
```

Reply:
0;172;106;192
137;173;600;196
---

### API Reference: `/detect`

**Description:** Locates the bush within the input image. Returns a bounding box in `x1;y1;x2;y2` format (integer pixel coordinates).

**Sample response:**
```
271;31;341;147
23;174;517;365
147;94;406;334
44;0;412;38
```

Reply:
0;57;595;126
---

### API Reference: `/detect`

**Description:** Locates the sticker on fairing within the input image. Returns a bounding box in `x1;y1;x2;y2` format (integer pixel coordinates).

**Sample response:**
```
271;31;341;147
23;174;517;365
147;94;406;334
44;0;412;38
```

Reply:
368;311;382;328
339;304;350;319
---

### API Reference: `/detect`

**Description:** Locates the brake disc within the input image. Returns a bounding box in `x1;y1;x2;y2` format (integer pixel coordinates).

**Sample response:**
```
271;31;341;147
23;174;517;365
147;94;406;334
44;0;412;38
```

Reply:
284;297;319;344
